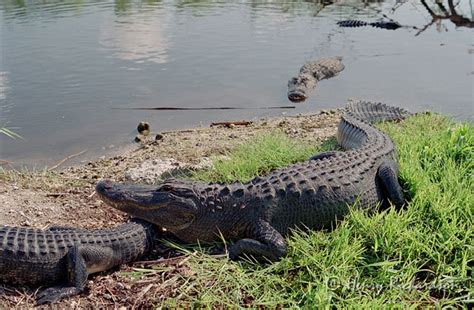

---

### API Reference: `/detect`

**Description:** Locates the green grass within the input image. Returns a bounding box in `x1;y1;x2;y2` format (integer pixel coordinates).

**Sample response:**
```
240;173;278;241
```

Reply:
154;114;473;307
193;132;338;183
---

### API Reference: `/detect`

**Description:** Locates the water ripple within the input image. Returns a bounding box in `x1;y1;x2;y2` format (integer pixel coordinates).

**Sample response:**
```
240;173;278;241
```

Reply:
99;10;171;65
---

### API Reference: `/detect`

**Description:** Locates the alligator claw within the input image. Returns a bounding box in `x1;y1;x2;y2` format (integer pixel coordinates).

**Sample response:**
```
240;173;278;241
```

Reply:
208;245;227;256
36;286;80;305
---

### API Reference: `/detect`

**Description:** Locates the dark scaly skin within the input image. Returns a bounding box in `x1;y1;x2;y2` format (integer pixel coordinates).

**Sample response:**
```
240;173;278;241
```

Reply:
337;20;404;30
96;101;410;262
287;57;345;102
0;219;158;305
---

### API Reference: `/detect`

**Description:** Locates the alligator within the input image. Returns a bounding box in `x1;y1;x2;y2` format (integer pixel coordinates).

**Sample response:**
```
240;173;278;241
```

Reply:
0;219;159;305
336;19;417;30
96;101;410;262
287;57;344;102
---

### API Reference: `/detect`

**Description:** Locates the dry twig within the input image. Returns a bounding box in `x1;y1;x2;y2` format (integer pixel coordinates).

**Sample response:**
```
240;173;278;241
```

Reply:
210;121;253;128
48;149;87;171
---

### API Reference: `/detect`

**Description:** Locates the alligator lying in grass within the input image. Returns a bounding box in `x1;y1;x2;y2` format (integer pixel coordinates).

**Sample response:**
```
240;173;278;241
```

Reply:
337;20;416;30
0;219;159;305
96;101;410;262
287;57;345;102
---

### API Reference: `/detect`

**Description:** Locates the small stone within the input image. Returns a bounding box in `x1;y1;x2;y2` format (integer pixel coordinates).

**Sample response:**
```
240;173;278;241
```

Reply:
155;133;164;141
135;134;145;143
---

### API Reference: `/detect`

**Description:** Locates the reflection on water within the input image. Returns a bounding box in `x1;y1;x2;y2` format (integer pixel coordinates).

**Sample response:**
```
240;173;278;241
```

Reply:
419;0;473;31
0;72;9;101
0;0;472;167
99;9;171;64
0;72;13;126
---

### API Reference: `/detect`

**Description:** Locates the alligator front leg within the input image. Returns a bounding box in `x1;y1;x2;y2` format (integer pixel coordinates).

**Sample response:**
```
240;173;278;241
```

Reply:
228;220;286;262
36;245;114;305
377;160;405;209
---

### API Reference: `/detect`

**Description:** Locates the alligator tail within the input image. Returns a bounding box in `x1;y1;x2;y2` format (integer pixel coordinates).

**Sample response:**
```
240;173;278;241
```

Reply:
336;101;410;151
337;20;369;28
346;100;411;123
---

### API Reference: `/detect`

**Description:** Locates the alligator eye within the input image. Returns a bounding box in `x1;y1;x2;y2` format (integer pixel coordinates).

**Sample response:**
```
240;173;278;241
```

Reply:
159;185;173;191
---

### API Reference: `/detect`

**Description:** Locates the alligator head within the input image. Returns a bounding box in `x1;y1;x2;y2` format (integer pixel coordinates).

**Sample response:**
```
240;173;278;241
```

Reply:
287;74;316;102
96;180;199;232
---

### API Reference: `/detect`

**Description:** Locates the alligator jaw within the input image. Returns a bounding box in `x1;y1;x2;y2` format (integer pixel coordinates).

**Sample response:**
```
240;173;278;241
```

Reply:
96;180;198;232
95;179;167;210
288;91;307;102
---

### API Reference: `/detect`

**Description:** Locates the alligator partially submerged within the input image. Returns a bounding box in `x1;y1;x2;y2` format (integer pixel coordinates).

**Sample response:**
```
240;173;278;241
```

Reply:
0;219;158;304
97;101;410;262
337;20;416;30
287;57;344;102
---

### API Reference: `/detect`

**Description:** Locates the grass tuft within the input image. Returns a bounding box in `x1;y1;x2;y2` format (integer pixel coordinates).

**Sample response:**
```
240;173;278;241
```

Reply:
0;127;23;140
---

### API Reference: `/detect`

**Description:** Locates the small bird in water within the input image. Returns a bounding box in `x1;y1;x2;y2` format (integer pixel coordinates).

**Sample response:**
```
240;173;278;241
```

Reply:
135;121;151;143
137;121;150;136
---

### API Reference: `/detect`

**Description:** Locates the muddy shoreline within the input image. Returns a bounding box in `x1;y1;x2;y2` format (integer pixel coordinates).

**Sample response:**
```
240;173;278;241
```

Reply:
0;109;341;308
1;109;341;228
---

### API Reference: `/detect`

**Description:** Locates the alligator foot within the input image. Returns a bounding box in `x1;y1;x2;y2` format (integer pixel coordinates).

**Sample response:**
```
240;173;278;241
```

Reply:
36;286;82;305
228;220;286;262
377;160;405;209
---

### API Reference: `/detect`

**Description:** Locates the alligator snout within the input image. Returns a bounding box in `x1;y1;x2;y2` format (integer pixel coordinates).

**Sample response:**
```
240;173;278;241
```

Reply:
96;179;114;192
288;92;307;102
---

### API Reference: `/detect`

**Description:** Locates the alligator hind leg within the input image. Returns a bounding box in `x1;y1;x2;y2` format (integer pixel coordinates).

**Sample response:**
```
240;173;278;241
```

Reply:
377;160;405;209
228;220;286;262
36;245;114;305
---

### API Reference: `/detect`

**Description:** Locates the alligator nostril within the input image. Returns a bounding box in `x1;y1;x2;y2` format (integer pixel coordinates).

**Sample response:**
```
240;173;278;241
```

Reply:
96;180;113;192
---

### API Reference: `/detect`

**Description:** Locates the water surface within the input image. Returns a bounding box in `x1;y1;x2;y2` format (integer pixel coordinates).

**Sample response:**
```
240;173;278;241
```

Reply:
1;0;473;167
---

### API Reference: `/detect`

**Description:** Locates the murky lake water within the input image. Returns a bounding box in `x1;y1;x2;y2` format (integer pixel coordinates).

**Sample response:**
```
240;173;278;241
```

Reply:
0;0;473;167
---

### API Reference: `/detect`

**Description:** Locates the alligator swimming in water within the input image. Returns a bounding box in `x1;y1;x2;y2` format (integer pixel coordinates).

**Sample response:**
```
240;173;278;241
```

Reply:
337;20;404;30
0;219;159;305
96;101;410;262
287;57;345;102
336;19;419;31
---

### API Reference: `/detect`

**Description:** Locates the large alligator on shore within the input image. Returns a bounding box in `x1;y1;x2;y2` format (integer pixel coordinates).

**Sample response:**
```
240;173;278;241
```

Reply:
0;219;159;304
96;101;410;262
287;57;345;102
